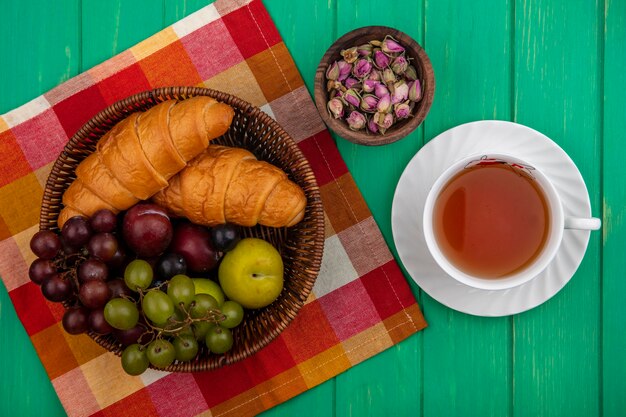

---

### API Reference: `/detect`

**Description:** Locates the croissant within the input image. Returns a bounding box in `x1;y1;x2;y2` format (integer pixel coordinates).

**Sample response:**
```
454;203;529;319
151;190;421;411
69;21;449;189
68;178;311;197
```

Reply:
152;145;306;228
58;97;234;228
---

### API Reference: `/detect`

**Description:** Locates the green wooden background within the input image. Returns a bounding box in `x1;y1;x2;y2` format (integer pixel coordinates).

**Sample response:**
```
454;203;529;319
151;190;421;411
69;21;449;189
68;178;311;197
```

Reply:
1;0;624;416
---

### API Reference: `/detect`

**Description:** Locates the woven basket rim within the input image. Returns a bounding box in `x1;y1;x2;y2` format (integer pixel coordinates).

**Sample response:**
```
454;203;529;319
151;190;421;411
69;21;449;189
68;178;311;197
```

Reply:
40;86;325;372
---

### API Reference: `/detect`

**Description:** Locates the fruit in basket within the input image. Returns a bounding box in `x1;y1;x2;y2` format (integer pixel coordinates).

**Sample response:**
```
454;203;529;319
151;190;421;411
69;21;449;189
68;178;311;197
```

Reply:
88;308;114;335
28;259;56;285
79;280;111;309
41;275;72;302
218;238;284;309
155;253;187;280
90;209;117;233
122;204;173;257
142;290;174;325
30;230;61;259
87;232;119;262
205;326;233;354
124;259;154;291
192;278;225;306
114;324;150;346
167;274;196;309
210;223;241;252
173;334;199;362
169;223;219;273
57;97;235;229
190;294;219;319
220;301;244;328
121;344;150;376
107;278;134;299
104;298;139;330
62;216;92;247
78;259;108;282
62;307;90;335
146;339;176;369
153;145;306;228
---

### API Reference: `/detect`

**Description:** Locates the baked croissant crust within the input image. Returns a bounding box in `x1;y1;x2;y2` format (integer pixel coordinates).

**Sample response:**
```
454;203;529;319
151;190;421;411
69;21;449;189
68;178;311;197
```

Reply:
152;145;306;228
58;97;234;228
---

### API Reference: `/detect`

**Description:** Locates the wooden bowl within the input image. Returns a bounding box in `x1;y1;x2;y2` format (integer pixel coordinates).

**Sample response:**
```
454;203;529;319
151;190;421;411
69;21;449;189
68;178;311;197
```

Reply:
40;86;325;372
314;26;435;146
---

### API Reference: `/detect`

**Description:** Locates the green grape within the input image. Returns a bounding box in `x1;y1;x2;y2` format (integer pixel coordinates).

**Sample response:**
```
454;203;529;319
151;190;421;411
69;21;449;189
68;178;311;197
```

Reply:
124;259;153;291
146;339;176;369
205;325;233;354
190;294;219;319
121;344;149;376
220;301;244;329
193;321;214;342
167;274;195;310
173;334;199;362
142;290;174;324
104;298;139;330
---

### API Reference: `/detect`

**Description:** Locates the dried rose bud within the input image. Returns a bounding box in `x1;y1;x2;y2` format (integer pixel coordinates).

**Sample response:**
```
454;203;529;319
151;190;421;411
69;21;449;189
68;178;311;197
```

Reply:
392;80;409;104
363;79;379;93
368;70;382;81
367;117;379;133
337;60;352;81
327;98;344;119
377;94;392;113
405;65;418;81
374;83;390;98
357;44;373;56
394;101;411;119
346;111;366;130
360;94;379;113
327;79;344;93
341;47;359;64
369;40;382;47
375;111;394;134
353;59;373;79
391;55;408;74
326;61;340;81
374;50;390;68
345;77;360;89
408;79;422;102
382;36;405;54
343;88;361;107
383;68;396;85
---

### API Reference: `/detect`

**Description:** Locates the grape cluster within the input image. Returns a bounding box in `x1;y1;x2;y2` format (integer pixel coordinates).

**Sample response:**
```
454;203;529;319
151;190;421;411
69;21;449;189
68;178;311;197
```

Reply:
28;206;244;376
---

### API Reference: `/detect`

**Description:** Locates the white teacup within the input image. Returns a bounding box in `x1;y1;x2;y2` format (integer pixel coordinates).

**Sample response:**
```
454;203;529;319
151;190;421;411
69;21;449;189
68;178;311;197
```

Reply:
423;153;601;290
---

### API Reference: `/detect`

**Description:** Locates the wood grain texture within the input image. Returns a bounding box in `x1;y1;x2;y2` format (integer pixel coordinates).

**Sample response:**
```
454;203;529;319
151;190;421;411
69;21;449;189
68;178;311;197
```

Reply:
512;0;602;416
602;0;626;415
421;1;513;416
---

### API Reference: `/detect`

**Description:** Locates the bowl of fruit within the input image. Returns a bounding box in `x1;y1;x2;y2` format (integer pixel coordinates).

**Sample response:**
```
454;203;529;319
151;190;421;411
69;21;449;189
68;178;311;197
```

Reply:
31;86;324;374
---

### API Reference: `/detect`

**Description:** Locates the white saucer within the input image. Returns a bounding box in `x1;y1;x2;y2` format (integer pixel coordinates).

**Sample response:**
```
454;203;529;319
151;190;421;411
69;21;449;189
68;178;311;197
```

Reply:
391;120;593;316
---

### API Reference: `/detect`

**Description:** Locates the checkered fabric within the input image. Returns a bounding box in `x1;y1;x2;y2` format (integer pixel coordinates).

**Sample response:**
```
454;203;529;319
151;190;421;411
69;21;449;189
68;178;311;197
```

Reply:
0;0;426;416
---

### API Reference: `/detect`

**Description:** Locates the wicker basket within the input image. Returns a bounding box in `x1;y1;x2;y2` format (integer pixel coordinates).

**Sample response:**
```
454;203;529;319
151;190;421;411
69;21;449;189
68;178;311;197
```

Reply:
40;87;325;372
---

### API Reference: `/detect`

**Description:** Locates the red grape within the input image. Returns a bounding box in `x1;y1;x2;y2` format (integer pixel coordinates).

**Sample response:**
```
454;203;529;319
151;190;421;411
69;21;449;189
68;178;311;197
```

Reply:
122;204;173;257
89;308;114;335
62;307;90;335
62;216;92;247
170;223;219;273
30;230;61;259
78;259;108;282
29;258;56;285
113;324;150;346
41;275;72;302
79;280;111;309
87;233;118;262
107;278;134;299
108;246;127;271
90;209;117;233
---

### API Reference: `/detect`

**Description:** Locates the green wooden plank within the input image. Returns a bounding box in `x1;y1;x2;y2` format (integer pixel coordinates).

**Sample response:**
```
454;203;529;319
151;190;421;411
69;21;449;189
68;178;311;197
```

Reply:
164;0;210;26
0;1;80;416
82;0;164;70
422;1;513;416
331;1;424;416
602;0;626;415
260;1;336;416
512;0;602;416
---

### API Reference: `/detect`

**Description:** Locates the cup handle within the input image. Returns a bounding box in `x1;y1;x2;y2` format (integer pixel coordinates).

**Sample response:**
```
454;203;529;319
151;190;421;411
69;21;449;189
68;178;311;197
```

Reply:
564;217;601;230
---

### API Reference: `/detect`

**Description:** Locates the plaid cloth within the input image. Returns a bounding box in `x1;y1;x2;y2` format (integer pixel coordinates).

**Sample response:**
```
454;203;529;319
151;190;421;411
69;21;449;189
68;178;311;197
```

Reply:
0;0;426;416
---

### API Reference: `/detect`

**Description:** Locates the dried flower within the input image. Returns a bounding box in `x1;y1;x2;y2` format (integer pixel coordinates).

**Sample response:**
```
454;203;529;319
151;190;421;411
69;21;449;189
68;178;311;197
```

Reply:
363;79;380;93
337;60;352;81
367;117;379;133
373;50;390;68
326;62;340;81
381;36;405;54
368;70;382;81
394;101;411;119
345;77;360;89
404;65;418;81
369;40;382;47
374;83;390;98
357;44;373;57
392;80;409;104
376;94;392;113
353;59;373;79
383;68;396;85
340;47;359;64
343;88;361;107
360;94;379;113
375;111;394;134
346;111;366;130
408;79;422;102
391;56;408;74
327;79;344;93
327;98;344;119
